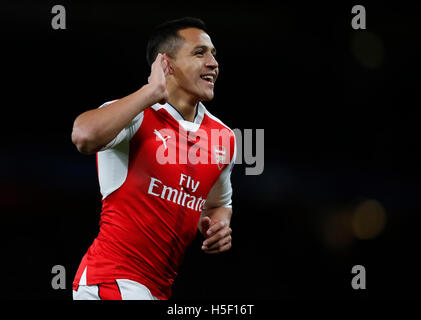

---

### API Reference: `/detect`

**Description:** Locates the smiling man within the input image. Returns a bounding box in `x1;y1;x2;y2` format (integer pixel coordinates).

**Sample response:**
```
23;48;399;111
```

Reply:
71;17;236;300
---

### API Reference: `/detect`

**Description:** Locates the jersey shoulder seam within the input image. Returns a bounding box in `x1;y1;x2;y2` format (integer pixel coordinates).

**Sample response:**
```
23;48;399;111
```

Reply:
204;108;234;134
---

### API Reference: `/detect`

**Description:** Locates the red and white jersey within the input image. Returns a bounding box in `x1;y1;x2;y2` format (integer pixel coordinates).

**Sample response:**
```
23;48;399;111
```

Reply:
73;101;236;300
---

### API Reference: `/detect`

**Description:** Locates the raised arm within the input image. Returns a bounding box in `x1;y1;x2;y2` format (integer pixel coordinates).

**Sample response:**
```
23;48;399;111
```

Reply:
71;54;170;154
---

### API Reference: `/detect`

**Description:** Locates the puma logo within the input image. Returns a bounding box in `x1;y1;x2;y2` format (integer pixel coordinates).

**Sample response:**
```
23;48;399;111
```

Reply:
154;129;171;150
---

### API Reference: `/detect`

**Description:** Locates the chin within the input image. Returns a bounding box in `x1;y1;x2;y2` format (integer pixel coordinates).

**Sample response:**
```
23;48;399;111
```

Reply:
200;91;215;102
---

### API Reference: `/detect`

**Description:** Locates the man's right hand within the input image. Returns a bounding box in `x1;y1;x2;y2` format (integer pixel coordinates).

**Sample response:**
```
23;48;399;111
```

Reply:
72;53;171;155
148;53;170;105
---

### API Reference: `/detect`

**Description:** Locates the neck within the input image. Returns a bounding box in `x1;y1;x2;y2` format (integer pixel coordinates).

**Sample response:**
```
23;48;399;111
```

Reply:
167;82;199;122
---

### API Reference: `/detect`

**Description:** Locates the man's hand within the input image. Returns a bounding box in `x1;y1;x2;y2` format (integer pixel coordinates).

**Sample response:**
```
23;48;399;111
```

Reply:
148;53;170;105
71;53;172;155
199;216;232;254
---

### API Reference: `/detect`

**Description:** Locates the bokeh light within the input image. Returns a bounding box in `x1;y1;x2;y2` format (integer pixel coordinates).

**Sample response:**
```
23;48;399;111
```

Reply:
351;31;385;69
352;199;387;240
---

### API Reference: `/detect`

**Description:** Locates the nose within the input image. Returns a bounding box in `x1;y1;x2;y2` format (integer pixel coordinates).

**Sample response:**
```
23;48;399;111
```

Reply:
205;54;218;70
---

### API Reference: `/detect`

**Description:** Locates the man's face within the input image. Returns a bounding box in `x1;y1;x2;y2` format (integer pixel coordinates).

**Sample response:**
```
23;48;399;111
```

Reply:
169;28;219;102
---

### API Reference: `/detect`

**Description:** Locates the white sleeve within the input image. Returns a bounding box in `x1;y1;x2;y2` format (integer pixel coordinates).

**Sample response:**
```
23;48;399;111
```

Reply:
204;139;237;209
98;100;144;151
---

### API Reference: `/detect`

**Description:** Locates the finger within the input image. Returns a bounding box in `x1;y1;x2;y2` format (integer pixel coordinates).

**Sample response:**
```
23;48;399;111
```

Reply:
202;234;231;249
203;235;232;251
203;242;232;254
151;53;161;67
203;227;232;248
199;216;212;235
151;53;165;73
206;220;228;237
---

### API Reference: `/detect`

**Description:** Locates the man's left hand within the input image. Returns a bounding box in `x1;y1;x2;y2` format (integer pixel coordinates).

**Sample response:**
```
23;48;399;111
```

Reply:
200;217;232;254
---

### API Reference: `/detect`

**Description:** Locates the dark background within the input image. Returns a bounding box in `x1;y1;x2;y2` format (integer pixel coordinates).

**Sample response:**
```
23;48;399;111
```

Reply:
1;1;420;300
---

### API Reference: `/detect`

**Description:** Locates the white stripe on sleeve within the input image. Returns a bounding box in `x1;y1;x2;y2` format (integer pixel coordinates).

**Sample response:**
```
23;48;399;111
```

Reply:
98;100;144;151
204;134;237;209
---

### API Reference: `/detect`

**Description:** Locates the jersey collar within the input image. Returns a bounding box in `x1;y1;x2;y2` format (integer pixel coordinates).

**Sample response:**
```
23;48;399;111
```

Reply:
151;102;205;132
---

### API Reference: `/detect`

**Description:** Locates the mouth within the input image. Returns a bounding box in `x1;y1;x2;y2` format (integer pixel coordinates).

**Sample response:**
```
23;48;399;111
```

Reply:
200;74;216;86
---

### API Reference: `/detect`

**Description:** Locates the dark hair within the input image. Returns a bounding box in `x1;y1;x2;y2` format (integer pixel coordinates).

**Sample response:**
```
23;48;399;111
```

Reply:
146;17;209;66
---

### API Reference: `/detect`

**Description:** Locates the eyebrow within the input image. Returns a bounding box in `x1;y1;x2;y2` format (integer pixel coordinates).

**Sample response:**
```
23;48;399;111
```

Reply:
192;45;217;56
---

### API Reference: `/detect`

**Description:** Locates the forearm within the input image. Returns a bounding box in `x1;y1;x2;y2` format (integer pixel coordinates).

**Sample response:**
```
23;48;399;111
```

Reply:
71;83;163;154
199;206;232;234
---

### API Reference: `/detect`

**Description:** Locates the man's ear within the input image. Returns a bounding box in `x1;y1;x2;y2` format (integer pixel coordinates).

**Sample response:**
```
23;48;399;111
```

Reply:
163;53;174;75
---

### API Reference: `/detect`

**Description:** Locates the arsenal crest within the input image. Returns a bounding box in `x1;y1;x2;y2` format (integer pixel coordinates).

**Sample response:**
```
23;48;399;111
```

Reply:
213;146;226;170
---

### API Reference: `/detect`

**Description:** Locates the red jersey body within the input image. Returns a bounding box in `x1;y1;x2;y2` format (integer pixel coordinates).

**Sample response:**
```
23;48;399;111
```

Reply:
73;102;236;300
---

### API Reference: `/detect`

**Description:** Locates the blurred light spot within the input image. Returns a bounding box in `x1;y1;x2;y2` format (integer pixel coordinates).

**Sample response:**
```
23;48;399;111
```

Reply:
351;31;384;69
352;199;387;240
322;211;354;250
